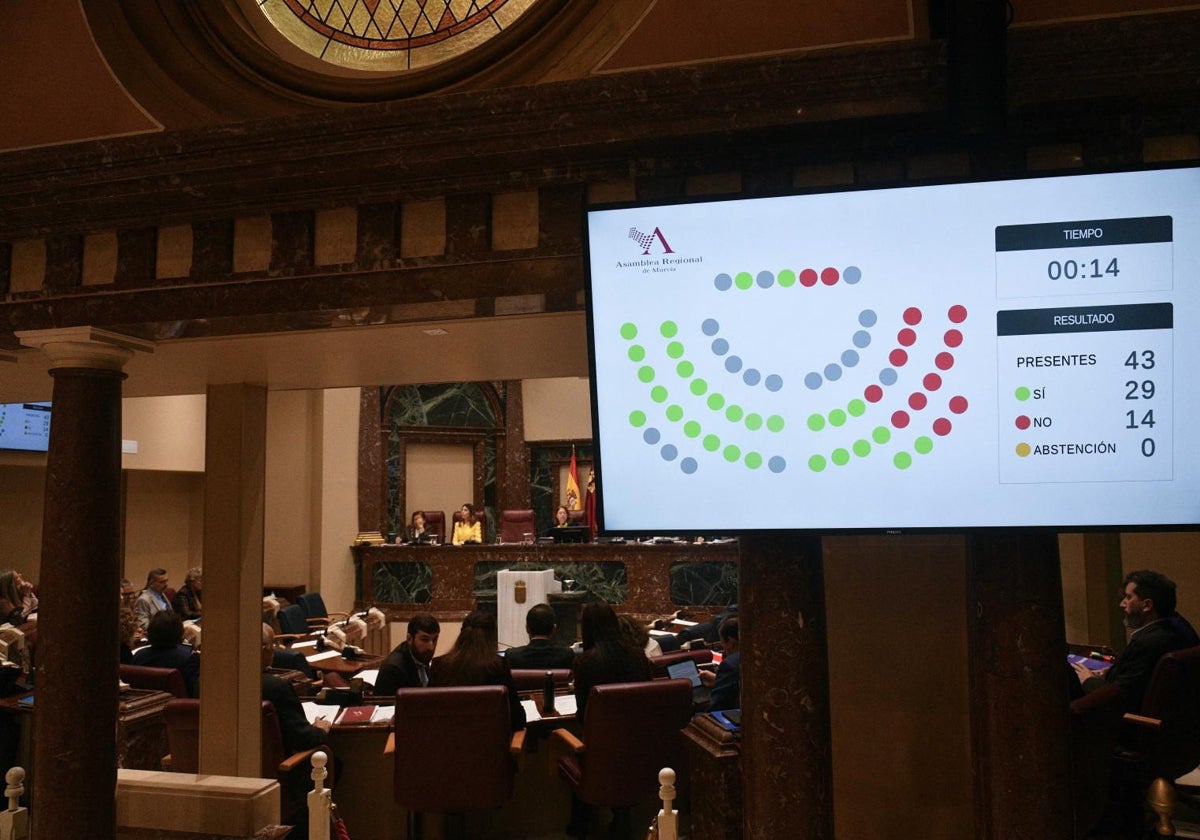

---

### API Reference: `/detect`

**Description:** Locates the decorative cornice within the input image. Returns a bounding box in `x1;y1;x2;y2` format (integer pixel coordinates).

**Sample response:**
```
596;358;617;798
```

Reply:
15;327;155;372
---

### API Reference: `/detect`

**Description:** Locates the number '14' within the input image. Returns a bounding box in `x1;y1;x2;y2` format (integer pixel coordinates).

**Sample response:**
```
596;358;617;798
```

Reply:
1125;409;1155;429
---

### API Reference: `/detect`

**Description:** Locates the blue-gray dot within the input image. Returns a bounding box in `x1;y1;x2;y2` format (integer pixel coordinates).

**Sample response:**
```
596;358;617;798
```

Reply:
743;368;761;386
661;444;678;461
714;274;732;291
768;456;787;473
804;372;823;390
701;318;720;336
680;457;698;474
765;374;783;392
643;427;661;445
880;368;898;385
824;364;843;381
843;266;862;284
853;330;871;348
756;271;774;289
841;349;860;367
711;338;729;356
859;310;877;327
725;356;743;373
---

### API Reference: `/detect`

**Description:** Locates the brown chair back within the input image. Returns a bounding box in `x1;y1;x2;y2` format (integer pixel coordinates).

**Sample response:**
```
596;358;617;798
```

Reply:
120;663;189;698
1138;644;1200;780
498;509;536;544
565;679;693;807
648;649;713;679
392;685;517;814
422;511;446;543
509;668;572;692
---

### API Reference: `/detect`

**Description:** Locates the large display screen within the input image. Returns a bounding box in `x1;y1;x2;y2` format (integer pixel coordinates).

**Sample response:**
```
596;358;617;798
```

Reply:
0;402;51;452
584;167;1200;533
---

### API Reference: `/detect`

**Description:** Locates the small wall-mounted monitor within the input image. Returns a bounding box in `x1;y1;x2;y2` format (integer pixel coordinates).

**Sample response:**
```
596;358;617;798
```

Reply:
584;166;1200;534
0;403;51;452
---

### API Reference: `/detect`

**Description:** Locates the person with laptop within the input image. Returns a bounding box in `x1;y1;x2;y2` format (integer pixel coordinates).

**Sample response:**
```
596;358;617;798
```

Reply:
700;615;740;712
1073;569;1197;712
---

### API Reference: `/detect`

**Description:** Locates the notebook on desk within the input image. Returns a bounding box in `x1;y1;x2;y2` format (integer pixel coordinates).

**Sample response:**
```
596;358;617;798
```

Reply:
666;658;711;706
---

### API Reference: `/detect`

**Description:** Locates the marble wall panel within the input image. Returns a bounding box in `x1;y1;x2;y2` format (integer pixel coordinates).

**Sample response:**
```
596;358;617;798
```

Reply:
669;559;738;607
372;560;433;604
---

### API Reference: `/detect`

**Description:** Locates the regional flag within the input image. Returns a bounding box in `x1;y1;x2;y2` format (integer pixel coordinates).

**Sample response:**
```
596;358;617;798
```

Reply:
566;448;582;511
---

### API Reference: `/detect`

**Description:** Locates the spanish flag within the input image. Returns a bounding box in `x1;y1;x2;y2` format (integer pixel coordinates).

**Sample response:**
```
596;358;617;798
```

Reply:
566;448;582;511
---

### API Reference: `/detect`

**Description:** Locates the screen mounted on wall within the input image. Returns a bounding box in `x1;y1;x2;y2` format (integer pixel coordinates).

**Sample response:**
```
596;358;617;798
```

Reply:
584;167;1200;533
0;402;51;452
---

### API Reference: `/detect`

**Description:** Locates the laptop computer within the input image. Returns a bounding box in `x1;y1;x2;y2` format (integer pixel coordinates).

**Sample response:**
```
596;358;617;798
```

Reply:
666;658;711;706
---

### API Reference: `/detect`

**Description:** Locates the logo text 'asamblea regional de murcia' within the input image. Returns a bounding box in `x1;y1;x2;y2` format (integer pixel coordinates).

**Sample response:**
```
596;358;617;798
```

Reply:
628;226;675;255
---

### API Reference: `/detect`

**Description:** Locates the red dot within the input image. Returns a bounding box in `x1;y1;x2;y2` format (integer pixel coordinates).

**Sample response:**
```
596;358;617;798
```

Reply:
935;352;954;370
864;385;883;403
820;267;840;286
799;268;818;287
908;392;927;410
923;373;942;391
891;411;910;429
948;305;968;323
889;349;908;366
933;418;952;436
1015;415;1031;430
949;396;968;414
898;328;917;346
944;329;963;348
904;307;923;325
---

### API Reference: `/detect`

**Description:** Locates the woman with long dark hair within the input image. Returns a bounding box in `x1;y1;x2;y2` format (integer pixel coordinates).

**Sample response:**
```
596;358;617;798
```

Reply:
428;610;524;730
572;601;652;718
451;503;482;545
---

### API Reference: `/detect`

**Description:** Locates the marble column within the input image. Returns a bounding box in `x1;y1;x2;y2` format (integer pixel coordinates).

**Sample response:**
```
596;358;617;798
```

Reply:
738;533;833;840
15;327;153;840
966;532;1072;839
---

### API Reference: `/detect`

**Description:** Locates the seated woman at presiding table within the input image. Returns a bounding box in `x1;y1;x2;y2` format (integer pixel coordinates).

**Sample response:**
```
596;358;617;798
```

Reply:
451;502;483;545
428;610;524;730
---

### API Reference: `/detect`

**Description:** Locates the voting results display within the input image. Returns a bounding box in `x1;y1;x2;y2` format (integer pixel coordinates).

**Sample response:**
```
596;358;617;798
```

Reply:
584;167;1200;533
0;403;51;452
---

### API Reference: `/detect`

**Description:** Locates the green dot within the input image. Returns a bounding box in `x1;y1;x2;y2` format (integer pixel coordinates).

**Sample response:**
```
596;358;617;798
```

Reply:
620;323;638;340
778;269;796;287
914;436;933;454
831;448;850;466
735;272;753;290
766;415;785;432
629;411;646;427
847;399;866;417
1015;386;1031;401
745;452;763;469
638;366;655;383
666;405;684;422
684;421;702;438
660;321;678;338
829;409;847;427
703;434;720;452
726;405;744;422
745;413;763;431
628;345;646;362
707;393;725;411
872;426;891;444
808;455;827;473
650;386;668;403
690;379;708;396
807;413;826;432
676;360;694;377
723;445;741;462
666;341;684;359
894;451;913;470
853;439;871;457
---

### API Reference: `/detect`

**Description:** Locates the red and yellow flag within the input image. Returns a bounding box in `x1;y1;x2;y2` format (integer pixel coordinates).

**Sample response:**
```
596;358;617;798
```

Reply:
566;448;582;511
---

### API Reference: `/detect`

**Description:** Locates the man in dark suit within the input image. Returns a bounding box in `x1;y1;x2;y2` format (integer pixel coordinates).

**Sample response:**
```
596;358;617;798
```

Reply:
701;615;740;712
504;603;576;670
1074;569;1195;712
372;614;439;696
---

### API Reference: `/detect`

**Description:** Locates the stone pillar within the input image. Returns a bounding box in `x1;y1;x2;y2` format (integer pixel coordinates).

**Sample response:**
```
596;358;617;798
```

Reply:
500;380;530;512
16;327;153;840
966;532;1072;839
738;533;832;840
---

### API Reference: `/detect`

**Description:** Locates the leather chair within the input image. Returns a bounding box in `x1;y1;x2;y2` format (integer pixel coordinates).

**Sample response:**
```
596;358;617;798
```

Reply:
389;685;525;839
550;679;693;836
1069;683;1124;839
297;591;351;631
1116;644;1200;834
119;663;188;699
567;509;587;527
497;509;536;544
163;698;330;824
509;668;572;693
276;603;309;637
648;649;713;679
422;510;446;544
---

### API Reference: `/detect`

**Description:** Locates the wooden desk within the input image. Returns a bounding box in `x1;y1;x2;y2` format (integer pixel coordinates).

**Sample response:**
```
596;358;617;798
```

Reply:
304;652;383;677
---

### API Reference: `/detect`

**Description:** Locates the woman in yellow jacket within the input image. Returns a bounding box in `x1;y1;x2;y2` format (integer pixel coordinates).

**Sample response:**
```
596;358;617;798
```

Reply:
452;502;482;545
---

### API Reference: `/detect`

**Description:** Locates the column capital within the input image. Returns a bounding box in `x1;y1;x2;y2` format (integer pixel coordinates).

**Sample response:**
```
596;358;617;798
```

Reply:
15;327;154;372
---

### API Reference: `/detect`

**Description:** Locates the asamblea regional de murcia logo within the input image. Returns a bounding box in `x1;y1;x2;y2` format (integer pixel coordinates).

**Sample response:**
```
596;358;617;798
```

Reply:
628;226;675;255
